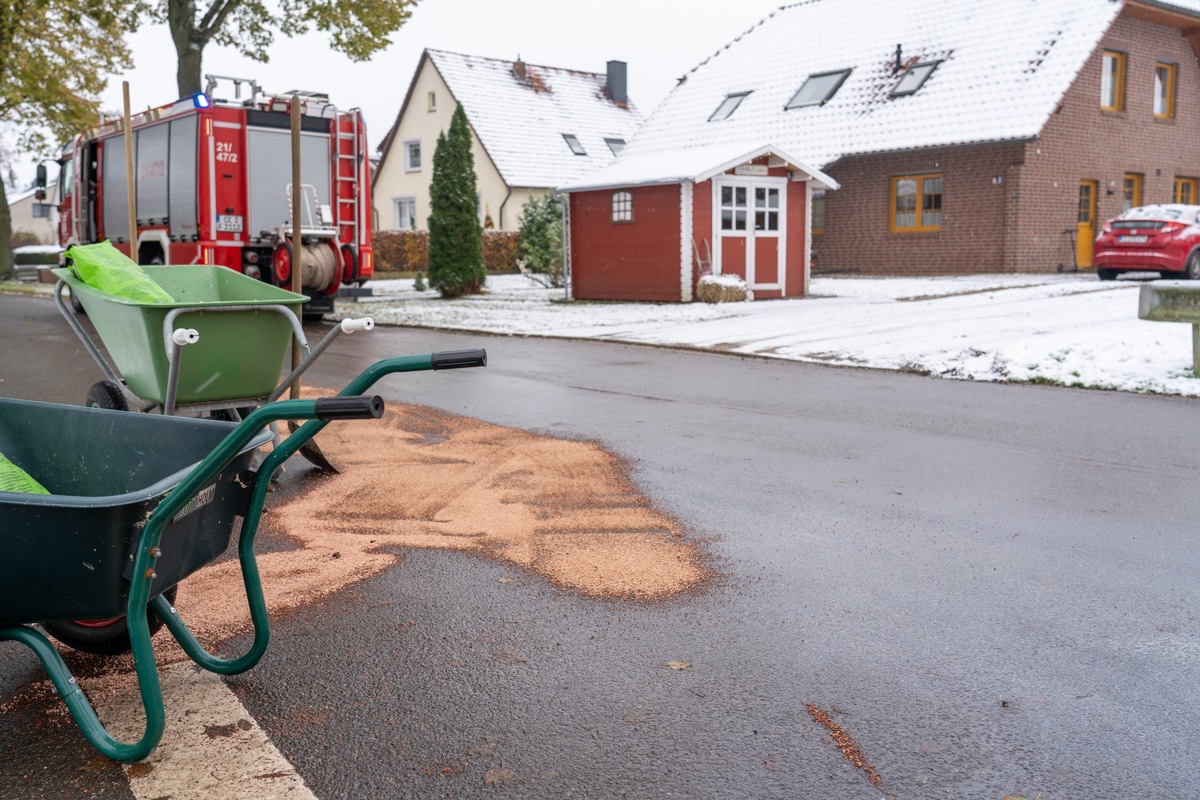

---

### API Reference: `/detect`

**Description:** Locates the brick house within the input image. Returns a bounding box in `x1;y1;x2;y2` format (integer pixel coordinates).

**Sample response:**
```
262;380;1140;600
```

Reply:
562;0;1200;301
373;50;643;233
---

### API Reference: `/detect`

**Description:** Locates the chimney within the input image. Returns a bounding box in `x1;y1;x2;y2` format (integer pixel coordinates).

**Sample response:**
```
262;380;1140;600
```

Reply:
606;60;628;104
513;57;527;82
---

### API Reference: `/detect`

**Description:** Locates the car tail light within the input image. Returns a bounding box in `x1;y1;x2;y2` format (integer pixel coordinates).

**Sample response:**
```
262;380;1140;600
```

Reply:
1101;222;1112;234
1161;222;1184;234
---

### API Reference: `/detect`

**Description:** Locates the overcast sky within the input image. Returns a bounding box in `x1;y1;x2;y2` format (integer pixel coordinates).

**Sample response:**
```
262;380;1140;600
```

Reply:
11;0;789;185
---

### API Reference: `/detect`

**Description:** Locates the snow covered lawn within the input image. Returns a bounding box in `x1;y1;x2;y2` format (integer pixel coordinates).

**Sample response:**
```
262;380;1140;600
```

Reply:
334;272;1200;397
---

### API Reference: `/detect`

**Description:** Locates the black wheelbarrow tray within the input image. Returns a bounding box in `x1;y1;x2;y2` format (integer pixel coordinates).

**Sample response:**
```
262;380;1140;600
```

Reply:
0;349;486;762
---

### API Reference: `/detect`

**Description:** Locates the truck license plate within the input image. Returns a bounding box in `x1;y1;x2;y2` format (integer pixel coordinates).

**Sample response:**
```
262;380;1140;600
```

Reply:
216;214;243;233
1118;235;1147;243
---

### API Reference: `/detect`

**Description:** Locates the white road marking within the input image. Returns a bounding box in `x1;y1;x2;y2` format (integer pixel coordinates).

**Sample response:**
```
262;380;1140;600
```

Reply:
97;662;317;799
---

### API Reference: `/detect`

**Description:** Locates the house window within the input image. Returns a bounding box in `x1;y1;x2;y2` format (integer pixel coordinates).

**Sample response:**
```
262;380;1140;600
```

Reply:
427;91;437;112
719;185;748;231
890;173;942;232
788;69;852;108
1154;62;1176;118
812;189;826;234
563;134;587;155
1174;177;1198;204
605;138;626;156
890;62;939;98
1101;50;1125;111
612;191;633;223
395;197;416;230
32;202;51;218
404;140;421;172
709;92;751;122
1124;173;1143;211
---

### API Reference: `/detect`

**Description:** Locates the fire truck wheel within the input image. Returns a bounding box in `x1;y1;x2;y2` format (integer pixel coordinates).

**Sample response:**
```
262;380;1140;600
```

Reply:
340;244;358;284
86;381;128;411
273;242;293;286
43;586;178;656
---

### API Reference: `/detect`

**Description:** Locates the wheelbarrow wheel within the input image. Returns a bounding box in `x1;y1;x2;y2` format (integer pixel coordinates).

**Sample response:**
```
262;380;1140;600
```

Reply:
42;586;178;656
86;381;128;411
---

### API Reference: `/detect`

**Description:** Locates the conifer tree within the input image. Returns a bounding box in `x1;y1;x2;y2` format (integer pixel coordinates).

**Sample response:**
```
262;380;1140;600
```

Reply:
427;104;485;298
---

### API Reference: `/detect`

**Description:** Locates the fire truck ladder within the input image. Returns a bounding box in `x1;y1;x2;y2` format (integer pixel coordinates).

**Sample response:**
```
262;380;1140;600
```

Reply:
335;109;362;249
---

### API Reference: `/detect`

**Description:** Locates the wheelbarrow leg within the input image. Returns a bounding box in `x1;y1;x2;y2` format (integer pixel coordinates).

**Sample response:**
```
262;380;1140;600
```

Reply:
0;620;166;762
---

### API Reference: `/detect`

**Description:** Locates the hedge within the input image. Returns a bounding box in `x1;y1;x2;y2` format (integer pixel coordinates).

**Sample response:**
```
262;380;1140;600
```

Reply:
373;230;519;273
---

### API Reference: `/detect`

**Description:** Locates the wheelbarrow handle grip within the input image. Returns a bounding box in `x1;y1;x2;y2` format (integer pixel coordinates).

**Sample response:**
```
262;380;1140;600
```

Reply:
431;348;488;370
313;395;385;420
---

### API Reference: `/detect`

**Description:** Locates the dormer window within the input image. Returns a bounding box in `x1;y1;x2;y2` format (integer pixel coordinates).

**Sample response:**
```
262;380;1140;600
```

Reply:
563;134;587;156
891;61;939;98
786;69;852;109
709;92;751;121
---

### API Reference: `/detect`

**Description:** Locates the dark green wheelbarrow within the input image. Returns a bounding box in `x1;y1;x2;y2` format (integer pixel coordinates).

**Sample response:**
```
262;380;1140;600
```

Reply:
0;349;486;762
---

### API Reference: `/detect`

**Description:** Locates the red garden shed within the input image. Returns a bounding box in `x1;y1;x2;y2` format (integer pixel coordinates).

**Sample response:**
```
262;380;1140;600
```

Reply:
561;143;837;302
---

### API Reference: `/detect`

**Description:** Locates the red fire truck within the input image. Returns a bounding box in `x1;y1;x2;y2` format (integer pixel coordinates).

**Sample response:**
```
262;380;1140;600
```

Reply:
48;75;373;315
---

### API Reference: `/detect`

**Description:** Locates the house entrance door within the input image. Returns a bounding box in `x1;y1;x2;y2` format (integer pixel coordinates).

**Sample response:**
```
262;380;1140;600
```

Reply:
714;177;787;294
1077;180;1098;268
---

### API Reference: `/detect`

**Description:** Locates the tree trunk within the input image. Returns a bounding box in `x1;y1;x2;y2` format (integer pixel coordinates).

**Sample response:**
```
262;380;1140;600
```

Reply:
168;0;205;97
0;181;13;281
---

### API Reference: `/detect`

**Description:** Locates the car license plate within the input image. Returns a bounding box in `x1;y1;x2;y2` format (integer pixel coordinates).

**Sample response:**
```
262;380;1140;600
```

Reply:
216;214;243;233
1118;234;1148;243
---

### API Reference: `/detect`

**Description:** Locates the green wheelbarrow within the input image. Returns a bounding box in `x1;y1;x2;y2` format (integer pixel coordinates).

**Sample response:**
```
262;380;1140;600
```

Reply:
0;349;486;762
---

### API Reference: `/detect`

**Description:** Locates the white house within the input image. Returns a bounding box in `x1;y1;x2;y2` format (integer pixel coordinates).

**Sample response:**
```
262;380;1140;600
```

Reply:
372;49;643;232
7;181;58;244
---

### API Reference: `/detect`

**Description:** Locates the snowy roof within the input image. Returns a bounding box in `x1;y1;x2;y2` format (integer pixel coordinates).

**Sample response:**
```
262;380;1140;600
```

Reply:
382;49;643;190
585;0;1194;185
562;141;838;192
7;181;55;205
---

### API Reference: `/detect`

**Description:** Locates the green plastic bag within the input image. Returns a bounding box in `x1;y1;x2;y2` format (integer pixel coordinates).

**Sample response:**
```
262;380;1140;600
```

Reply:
65;241;174;304
0;451;50;495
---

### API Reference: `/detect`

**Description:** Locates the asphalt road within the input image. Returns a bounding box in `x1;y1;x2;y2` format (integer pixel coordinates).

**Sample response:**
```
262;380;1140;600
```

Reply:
2;291;1199;799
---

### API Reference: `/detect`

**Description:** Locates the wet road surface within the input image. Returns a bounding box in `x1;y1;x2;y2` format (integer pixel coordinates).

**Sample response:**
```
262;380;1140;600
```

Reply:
1;292;1199;798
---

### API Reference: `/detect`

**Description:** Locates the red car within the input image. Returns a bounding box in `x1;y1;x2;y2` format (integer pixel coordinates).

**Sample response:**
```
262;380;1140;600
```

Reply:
1094;204;1200;280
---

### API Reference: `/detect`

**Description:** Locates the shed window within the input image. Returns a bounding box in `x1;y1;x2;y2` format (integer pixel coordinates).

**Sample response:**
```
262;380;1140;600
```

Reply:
1101;50;1125;111
709;92;751;121
563;134;587;155
719;185;748;231
787;69;852;108
891;62;939;97
605;138;626;156
612;191;633;223
890;173;942;232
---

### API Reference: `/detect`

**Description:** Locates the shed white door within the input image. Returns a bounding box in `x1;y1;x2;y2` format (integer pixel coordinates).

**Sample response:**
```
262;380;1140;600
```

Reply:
714;176;787;293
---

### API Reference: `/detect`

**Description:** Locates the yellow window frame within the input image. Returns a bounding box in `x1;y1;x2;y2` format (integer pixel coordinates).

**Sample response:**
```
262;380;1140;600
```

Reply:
1154;62;1176;119
890;173;942;233
1175;177;1198;205
1101;50;1126;112
1124;173;1143;211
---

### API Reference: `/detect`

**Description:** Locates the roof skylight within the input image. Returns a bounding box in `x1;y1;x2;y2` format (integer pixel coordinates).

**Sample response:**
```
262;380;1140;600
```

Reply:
786;69;852;109
605;138;626;155
891;61;940;97
563;134;587;155
709;92;751;122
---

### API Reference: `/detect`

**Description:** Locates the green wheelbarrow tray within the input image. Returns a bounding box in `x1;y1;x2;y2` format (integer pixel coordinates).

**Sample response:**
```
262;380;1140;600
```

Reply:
0;399;272;626
0;348;487;763
53;266;306;407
